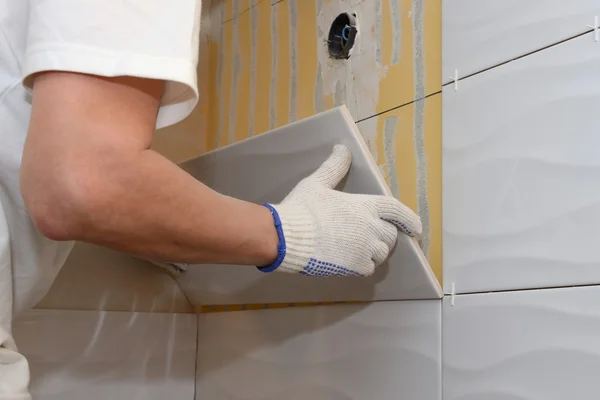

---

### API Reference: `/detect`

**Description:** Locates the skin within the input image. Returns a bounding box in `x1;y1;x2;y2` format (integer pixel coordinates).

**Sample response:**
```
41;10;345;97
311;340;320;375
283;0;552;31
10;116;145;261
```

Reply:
20;72;279;266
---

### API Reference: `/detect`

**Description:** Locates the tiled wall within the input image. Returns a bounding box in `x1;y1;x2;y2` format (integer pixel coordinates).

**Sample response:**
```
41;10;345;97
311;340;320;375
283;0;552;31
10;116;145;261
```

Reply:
16;301;442;400
442;2;600;399
442;1;600;296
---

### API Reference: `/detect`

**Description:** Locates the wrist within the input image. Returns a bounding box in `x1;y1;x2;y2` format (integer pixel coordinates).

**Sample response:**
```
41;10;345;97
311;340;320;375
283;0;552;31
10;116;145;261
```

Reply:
254;204;280;266
257;204;286;272
257;203;316;273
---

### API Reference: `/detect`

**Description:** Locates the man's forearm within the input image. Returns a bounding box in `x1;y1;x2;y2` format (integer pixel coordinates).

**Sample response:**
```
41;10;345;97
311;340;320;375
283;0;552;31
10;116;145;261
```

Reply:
24;146;279;266
88;150;278;266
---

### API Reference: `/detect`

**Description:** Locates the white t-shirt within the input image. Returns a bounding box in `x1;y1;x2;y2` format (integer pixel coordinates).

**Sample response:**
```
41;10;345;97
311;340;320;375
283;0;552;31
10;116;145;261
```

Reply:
0;1;201;397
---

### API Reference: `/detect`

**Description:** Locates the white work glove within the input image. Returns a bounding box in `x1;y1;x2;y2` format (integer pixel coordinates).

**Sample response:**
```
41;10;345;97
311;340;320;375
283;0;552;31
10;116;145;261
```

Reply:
258;144;422;277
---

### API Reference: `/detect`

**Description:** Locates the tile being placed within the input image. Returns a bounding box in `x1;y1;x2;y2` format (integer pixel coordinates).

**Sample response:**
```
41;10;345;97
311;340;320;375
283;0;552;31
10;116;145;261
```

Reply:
443;286;600;400
443;0;600;82
177;106;441;306
196;301;441;400
14;310;197;400
443;31;600;293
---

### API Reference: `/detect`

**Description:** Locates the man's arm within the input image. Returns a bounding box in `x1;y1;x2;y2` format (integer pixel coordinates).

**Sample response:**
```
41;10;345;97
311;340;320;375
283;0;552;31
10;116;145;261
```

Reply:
21;72;278;266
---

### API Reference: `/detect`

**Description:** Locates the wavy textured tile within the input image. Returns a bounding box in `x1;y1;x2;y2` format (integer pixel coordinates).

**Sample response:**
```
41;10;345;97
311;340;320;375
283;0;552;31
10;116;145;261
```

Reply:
443;287;600;400
13;310;197;400
443;32;600;293
196;301;441;400
442;0;600;82
37;243;193;313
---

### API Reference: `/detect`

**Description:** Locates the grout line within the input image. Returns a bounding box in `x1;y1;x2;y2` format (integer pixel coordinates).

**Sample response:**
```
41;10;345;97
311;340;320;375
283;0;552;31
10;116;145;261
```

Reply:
174;277;196;313
195;298;442;314
443;28;594;87
412;0;430;257
355;90;442;123
445;281;600;297
439;300;444;400
193;314;199;400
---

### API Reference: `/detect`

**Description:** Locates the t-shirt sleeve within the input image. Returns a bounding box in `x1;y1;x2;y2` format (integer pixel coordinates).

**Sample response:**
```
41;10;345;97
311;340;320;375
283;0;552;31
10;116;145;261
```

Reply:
22;0;202;129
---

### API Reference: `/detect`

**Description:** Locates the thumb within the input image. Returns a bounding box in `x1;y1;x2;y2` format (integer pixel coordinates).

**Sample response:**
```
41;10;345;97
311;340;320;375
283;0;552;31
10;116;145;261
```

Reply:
372;196;423;237
307;144;352;189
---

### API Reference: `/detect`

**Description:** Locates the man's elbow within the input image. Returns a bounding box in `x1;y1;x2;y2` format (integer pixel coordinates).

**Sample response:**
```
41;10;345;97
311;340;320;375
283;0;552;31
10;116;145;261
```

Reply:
20;165;103;242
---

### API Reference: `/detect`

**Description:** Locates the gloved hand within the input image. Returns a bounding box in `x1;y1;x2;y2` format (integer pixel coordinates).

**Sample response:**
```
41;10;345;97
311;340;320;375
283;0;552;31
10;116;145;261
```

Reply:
258;144;422;277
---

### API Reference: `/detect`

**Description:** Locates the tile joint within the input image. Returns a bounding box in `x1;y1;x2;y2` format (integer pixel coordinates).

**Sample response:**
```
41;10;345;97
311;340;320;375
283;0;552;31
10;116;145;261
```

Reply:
587;15;599;42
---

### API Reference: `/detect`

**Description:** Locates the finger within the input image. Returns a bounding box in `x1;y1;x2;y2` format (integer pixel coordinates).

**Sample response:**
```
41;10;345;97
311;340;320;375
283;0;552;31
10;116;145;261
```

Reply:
372;196;423;237
371;241;390;267
307;144;352;189
377;220;398;250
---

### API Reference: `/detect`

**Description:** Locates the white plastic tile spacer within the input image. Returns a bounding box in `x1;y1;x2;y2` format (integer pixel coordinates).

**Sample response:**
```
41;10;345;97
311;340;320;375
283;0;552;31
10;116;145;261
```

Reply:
450;282;456;306
449;69;458;91
588;16;599;42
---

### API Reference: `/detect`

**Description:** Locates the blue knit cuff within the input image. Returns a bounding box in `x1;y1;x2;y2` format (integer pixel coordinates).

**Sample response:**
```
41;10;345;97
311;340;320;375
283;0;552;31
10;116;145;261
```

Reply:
257;203;287;273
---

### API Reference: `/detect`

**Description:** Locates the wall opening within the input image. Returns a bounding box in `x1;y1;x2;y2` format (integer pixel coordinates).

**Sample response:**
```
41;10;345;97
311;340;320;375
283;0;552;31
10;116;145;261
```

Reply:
327;12;357;59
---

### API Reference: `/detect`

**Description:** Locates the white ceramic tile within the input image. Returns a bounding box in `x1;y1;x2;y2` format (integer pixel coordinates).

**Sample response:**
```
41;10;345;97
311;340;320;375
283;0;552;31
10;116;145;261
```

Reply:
13;310;197;400
443;286;600;400
443;32;600;293
443;0;600;82
196;301;441;400
37;243;194;313
177;106;441;305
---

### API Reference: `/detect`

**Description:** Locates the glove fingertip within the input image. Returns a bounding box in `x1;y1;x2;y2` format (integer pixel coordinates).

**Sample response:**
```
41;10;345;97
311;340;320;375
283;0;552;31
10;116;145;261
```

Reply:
383;216;422;237
310;144;352;188
386;221;411;237
409;219;423;237
373;196;422;237
333;143;351;156
330;144;352;171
